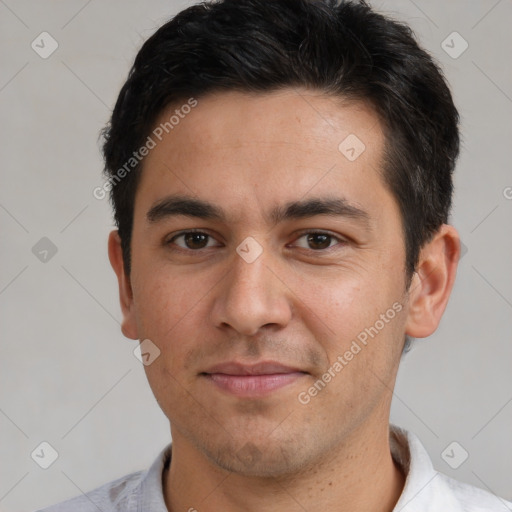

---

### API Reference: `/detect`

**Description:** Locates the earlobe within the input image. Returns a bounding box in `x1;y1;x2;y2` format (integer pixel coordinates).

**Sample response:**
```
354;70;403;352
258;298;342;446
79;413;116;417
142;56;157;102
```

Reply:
108;230;139;340
404;224;460;339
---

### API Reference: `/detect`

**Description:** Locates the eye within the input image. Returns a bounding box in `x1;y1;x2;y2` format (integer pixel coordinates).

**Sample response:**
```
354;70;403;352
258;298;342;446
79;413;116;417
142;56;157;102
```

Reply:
167;231;220;250
292;231;346;251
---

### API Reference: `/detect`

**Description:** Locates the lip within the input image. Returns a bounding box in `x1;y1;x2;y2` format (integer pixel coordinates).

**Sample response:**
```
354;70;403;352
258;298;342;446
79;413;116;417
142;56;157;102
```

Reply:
201;361;307;397
203;361;304;376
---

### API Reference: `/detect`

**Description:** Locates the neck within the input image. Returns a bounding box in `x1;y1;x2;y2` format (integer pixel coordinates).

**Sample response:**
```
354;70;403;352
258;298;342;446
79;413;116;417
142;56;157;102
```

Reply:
163;421;405;512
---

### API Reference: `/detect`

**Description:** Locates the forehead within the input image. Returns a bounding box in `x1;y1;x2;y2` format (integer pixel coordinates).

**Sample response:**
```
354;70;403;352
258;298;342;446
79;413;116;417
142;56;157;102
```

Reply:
154;89;383;159
134;88;389;223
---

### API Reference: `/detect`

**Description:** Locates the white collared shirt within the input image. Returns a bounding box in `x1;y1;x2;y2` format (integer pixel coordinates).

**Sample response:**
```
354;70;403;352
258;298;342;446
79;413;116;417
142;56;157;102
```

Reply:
36;424;512;511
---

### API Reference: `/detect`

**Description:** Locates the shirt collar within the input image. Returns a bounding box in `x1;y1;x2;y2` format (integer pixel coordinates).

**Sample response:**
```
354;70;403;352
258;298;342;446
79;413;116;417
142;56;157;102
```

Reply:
389;424;464;512
137;443;172;511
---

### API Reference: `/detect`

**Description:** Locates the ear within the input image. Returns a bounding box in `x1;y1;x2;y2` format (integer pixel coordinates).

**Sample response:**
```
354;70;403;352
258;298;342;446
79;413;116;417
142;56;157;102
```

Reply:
108;230;139;340
405;224;460;338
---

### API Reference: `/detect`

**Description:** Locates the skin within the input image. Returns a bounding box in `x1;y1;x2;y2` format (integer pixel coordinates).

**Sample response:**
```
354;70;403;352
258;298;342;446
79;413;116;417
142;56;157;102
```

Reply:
109;88;460;512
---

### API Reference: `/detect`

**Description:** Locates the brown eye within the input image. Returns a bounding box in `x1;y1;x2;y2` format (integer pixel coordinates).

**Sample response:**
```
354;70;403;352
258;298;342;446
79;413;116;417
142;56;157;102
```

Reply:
169;231;217;250
183;233;209;249
293;231;345;251
306;233;332;250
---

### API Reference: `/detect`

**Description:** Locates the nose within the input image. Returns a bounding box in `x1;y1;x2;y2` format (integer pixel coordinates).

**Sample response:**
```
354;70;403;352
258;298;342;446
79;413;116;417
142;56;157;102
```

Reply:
210;245;293;336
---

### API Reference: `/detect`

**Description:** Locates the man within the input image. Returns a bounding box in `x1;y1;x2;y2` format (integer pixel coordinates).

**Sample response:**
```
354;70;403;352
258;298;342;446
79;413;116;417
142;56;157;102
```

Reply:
39;0;511;510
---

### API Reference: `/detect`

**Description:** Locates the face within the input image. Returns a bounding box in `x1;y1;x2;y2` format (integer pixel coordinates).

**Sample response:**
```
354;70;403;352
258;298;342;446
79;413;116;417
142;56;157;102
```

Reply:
117;89;413;476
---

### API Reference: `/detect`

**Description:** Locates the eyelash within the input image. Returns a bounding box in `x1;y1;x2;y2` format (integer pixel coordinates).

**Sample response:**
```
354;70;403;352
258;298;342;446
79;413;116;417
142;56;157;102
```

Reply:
165;229;347;253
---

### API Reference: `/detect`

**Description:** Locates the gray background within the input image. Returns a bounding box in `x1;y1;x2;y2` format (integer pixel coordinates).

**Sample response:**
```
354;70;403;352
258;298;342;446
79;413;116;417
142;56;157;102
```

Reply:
1;0;511;510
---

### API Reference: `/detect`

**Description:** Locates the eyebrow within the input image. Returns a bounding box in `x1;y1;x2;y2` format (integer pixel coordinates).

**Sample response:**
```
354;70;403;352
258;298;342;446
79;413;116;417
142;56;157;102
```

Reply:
146;194;371;229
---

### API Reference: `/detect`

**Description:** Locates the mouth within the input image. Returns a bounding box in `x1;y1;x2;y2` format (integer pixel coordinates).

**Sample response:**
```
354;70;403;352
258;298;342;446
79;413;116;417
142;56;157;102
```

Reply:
200;361;308;397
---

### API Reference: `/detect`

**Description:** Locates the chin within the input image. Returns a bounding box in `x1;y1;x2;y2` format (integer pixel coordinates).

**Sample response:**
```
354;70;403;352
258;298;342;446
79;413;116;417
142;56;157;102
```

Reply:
202;437;314;478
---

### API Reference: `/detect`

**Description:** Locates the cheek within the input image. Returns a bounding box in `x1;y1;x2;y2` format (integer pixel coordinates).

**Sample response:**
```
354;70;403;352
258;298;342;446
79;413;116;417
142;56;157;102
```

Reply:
132;270;204;404
301;266;406;365
293;269;373;349
314;283;361;342
130;261;224;374
131;264;198;341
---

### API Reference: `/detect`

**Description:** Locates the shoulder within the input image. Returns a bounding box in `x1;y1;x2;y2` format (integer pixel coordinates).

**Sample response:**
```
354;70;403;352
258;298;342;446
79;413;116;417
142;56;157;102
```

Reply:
390;425;512;512
35;470;145;512
432;471;512;512
35;444;172;512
